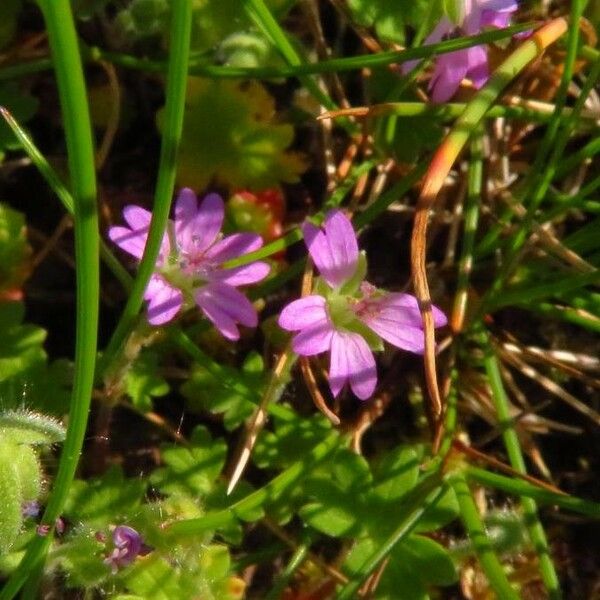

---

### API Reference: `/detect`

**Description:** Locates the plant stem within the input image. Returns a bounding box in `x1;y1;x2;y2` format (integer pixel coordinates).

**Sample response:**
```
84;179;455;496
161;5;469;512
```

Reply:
465;466;600;518
482;332;562;599
98;0;192;379
0;0;99;596
450;473;520;599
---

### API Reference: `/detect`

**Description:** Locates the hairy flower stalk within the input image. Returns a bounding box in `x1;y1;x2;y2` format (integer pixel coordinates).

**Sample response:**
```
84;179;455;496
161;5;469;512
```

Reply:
109;189;270;339
279;210;447;400
405;0;518;102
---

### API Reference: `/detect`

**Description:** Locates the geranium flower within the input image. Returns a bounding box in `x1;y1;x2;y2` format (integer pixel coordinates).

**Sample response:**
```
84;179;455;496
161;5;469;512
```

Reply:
104;525;152;574
109;189;270;339
278;210;447;400
405;0;518;103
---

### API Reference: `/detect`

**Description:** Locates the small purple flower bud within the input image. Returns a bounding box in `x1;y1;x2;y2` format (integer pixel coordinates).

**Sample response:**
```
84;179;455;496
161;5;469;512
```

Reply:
104;525;152;574
22;500;40;518
54;517;66;535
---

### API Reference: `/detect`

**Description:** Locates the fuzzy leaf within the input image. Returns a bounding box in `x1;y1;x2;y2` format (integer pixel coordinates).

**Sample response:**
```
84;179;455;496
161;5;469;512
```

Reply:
0;443;23;555
13;445;41;504
0;409;65;446
52;531;107;588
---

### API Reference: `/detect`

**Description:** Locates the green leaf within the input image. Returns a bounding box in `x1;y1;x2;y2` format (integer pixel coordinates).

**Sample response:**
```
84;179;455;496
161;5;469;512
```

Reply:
0;409;65;446
168;79;307;191
123;554;195;599
371;446;419;502
346;0;435;44
299;449;372;537
413;481;459;533
150;426;226;497
125;351;169;412
344;534;456;599
373;557;429;600
0;0;21;50
299;493;363;537
0;84;40;153
64;466;146;528
254;414;333;470
0;302;46;384
51;530;107;588
394;535;457;587
180;352;262;430
0;203;32;296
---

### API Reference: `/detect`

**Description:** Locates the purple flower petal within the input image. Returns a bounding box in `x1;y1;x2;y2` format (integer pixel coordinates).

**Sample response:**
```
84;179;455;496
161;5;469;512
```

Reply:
292;321;334;356
279;295;329;331
144;275;183;325
302;222;335;283
345;332;377;400
329;331;376;400
480;8;513;28
429;49;470;103
210;261;270;286
109;204;170;263
466;45;489;89
196;297;240;340
195;282;257;340
122;205;152;230
191;192;225;254
323;210;359;285
465;0;517;33
360;293;446;354
365;319;427;354
174;188;200;253
302;211;359;289
205;232;263;263
108;225;148;260
372;293;447;328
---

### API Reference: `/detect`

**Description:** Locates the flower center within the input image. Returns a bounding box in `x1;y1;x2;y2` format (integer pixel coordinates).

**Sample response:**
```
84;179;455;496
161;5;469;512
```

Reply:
326;293;357;329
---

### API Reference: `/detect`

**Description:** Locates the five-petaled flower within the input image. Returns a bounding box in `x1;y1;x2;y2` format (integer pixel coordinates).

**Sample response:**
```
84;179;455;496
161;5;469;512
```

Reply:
278;210;446;400
104;525;151;574
109;189;270;340
405;0;518;103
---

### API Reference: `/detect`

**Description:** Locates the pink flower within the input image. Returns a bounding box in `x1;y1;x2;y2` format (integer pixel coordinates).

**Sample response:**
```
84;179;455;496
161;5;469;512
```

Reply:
109;188;270;339
278;210;447;400
104;525;152;574
404;0;518;103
